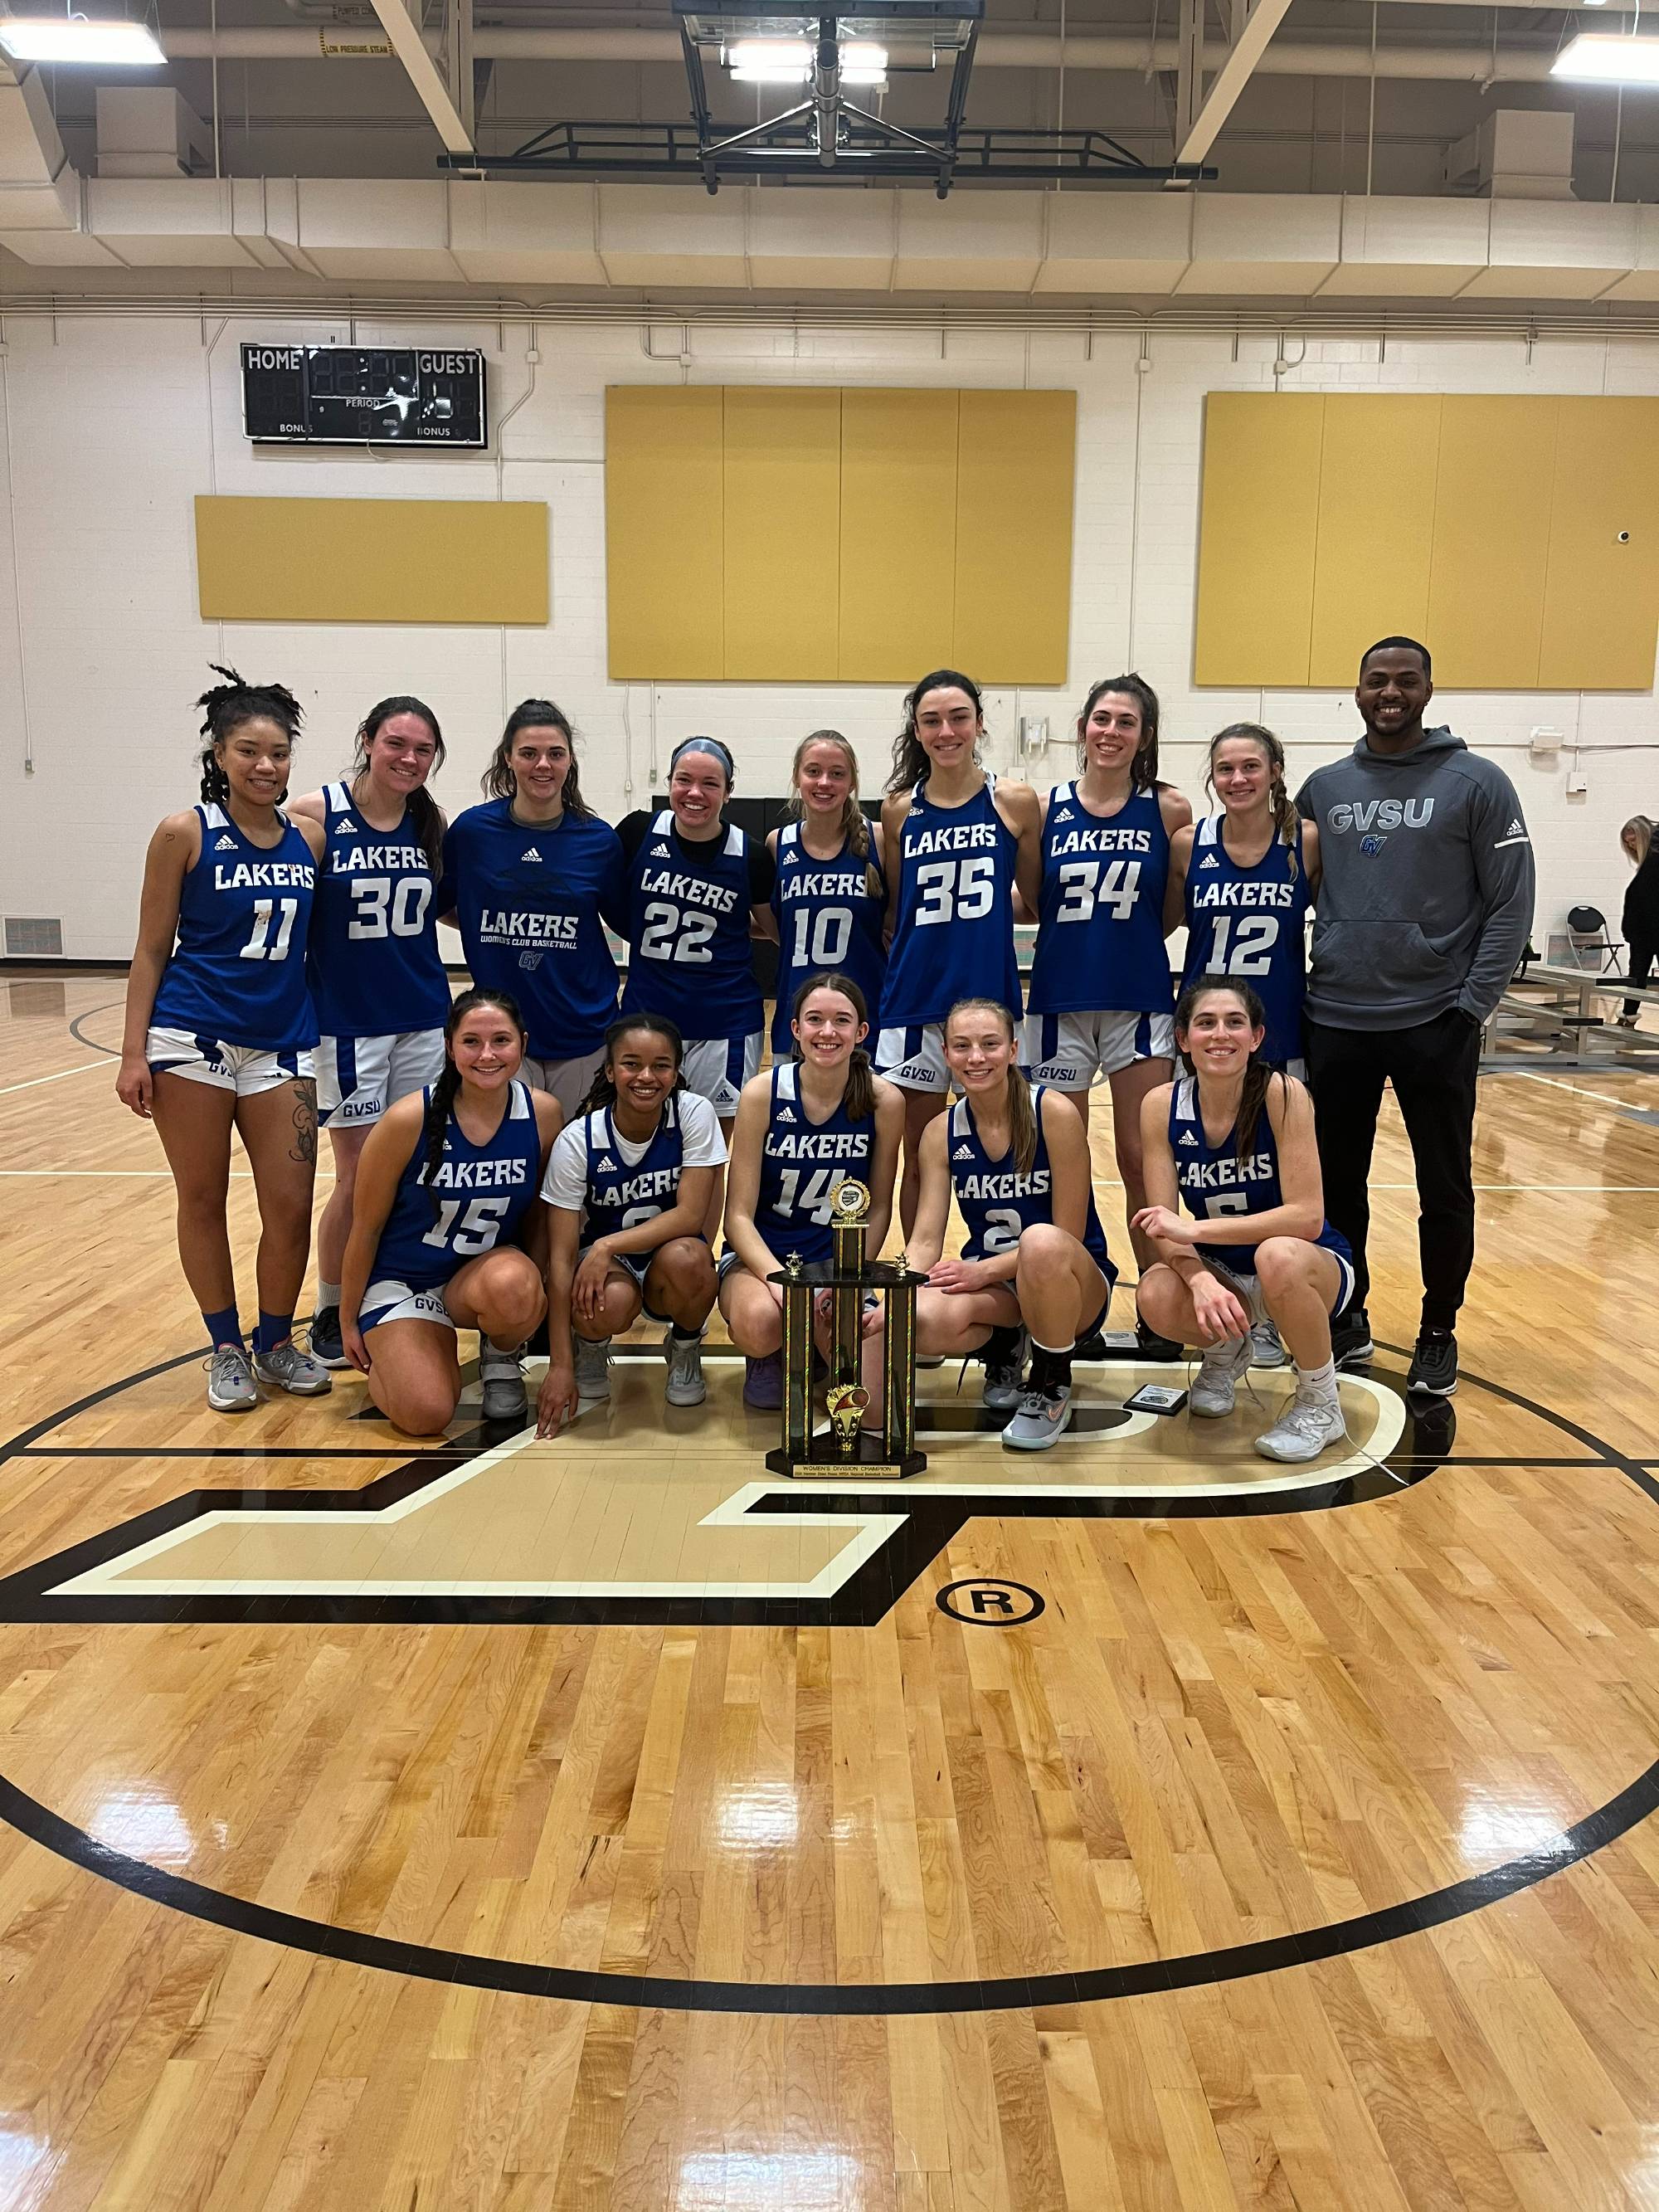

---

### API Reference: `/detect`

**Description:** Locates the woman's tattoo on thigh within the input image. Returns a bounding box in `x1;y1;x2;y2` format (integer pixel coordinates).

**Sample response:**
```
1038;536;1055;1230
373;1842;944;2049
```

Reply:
289;1080;318;1165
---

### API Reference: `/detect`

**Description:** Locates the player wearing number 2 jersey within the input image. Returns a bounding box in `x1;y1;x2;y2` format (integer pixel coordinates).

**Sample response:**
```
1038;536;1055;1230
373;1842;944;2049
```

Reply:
289;697;452;1370
875;670;1042;1236
118;668;333;1415
1167;723;1320;1076
618;738;775;1140
768;732;887;1054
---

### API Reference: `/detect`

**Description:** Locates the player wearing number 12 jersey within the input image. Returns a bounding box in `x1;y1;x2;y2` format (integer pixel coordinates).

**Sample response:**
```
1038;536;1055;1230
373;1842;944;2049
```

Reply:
1167;723;1320;1076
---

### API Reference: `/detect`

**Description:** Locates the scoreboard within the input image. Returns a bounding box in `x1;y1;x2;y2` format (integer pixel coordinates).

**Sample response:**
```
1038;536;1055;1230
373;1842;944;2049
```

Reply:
241;345;488;448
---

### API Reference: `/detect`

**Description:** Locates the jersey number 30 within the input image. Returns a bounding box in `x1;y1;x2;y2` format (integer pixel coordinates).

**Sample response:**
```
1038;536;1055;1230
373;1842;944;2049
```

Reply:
350;878;431;941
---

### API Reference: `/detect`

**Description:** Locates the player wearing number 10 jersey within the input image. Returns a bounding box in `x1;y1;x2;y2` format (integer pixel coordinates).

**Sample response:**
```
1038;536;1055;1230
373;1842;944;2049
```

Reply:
768;732;887;1055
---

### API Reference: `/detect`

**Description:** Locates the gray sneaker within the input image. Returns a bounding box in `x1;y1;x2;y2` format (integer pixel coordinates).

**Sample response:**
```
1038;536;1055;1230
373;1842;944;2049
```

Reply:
574;1333;612;1401
1001;1380;1073;1452
479;1340;528;1424
664;1329;707;1407
251;1338;333;1397
1248;1319;1287;1370
205;1345;257;1413
1255;1386;1348;1464
1189;1333;1252;1419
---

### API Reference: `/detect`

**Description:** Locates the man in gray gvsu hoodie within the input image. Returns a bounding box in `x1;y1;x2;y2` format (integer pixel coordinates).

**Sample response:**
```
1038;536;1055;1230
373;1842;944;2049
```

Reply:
1295;636;1535;1403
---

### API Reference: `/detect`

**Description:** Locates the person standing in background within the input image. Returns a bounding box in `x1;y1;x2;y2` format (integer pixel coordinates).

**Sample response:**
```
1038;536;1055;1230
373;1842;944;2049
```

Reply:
1297;637;1535;1401
1619;815;1659;1025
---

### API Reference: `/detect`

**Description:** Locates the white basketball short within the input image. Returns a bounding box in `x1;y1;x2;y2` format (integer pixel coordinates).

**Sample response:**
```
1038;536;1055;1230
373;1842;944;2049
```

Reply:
1205;1250;1355;1327
148;1029;314;1098
682;1031;763;1118
359;1277;455;1335
873;1023;951;1094
1021;1010;1177;1086
316;1027;445;1130
521;1046;607;1122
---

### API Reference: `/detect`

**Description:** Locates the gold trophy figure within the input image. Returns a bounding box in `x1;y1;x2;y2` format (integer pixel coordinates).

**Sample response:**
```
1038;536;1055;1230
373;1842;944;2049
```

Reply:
825;1382;871;1455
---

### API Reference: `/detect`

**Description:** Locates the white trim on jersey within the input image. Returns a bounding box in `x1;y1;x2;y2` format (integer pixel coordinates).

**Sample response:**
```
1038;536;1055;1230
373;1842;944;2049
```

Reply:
200;800;230;830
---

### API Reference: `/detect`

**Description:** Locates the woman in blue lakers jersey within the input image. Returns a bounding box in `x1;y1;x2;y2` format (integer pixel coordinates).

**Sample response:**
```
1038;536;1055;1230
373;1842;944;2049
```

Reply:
1167;723;1320;1075
538;1013;727;1433
1134;977;1352;1464
876;671;1042;1235
439;700;626;1118
1024;675;1191;1352
289;695;453;1371
618;737;774;1147
339;989;561;1435
911;999;1115;1454
118;668;332;1415
720;974;903;1415
768;732;887;1057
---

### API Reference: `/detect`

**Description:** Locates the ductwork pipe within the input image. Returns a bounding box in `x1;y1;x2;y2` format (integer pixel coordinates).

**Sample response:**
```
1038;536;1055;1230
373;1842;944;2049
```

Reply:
156;22;1561;80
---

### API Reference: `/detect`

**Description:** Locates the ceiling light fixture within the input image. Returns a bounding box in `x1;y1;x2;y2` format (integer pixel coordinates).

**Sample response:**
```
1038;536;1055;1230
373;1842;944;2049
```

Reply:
0;16;166;63
727;36;812;80
840;40;888;82
1552;31;1659;81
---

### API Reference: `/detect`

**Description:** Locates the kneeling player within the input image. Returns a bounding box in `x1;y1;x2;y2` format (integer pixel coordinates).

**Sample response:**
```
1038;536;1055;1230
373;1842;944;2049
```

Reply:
1133;977;1353;1463
537;1014;726;1433
719;975;902;1416
339;990;560;1434
910;998;1116;1453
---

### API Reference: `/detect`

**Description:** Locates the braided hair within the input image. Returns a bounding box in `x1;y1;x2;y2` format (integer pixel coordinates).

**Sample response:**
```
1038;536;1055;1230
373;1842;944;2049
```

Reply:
887;670;984;796
578;1011;688;1115
1076;674;1160;793
353;695;446;874
196;664;303;806
419;988;527;1218
482;699;593;819
790;972;876;1123
1174;975;1283;1166
1205;722;1301;880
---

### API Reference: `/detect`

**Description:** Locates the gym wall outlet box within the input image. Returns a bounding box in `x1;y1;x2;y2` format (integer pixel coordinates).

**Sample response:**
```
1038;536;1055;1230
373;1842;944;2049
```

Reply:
1530;727;1564;760
1567;772;1589;794
1019;717;1049;758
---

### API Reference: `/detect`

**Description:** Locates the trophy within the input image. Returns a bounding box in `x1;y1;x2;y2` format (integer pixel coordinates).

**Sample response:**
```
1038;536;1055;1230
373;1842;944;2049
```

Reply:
766;1178;926;1481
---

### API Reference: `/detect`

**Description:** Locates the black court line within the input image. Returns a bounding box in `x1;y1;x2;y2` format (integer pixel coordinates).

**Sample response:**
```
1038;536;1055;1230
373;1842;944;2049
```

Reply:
0;1347;1652;2013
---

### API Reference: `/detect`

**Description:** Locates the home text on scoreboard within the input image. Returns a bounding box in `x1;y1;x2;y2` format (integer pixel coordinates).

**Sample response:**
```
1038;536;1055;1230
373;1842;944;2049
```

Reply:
240;346;489;449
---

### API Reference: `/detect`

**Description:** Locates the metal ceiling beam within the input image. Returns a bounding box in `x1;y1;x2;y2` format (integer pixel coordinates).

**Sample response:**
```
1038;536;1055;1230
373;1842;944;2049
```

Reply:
1170;0;1295;173
365;0;476;153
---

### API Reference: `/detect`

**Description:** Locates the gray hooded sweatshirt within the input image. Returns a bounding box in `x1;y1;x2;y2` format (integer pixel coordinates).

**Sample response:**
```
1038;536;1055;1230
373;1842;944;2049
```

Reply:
1295;726;1535;1030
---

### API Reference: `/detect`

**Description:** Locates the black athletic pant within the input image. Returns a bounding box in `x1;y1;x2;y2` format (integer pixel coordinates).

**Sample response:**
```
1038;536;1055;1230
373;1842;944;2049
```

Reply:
1306;1007;1481;1332
1625;933;1656;1020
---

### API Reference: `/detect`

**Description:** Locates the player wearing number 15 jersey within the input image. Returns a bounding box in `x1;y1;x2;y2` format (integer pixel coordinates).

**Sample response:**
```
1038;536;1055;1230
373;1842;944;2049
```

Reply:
768;732;887;1055
1167;723;1320;1076
118;668;332;1415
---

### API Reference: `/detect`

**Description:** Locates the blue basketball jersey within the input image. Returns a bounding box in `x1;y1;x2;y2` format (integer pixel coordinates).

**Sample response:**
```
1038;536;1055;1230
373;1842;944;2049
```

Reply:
754;1060;878;1267
882;777;1022;1029
151;802;319;1053
439;801;625;1061
573;1095;690;1250
621;811;763;1041
946;1087;1112;1276
1026;785;1172;1018
1180;816;1311;1067
1167;1074;1350;1277
371;1079;542;1293
770;822;888;1051
307;781;450;1040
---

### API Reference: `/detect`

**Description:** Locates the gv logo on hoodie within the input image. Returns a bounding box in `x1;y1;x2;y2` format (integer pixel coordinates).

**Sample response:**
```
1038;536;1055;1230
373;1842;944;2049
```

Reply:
1325;797;1436;834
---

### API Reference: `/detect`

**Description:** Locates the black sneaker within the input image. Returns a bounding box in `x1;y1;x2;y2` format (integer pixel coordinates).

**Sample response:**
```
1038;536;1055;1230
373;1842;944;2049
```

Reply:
1072;1328;1109;1362
1135;1318;1184;1363
1406;1328;1458;1398
309;1303;349;1371
1331;1304;1374;1371
980;1327;1029;1412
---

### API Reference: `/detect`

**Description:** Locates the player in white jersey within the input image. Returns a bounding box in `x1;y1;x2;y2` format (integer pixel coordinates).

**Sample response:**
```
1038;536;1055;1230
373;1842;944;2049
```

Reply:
289;695;451;1371
117;668;332;1414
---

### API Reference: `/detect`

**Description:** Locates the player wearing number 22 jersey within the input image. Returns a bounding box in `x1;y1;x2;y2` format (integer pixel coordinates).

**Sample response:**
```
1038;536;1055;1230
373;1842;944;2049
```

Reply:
1180;815;1311;1072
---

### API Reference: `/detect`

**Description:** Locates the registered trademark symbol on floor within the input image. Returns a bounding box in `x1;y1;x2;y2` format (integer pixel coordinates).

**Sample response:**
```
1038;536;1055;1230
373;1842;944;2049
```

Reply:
935;1577;1045;1627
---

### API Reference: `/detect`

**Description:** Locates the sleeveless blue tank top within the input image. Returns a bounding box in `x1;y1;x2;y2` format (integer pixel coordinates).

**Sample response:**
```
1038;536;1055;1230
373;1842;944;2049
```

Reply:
753;1060;878;1268
770;821;887;1052
882;776;1021;1029
1167;1074;1349;1276
1027;784;1172;1018
1180;816;1311;1067
306;780;450;1040
621;812;762;1042
573;1094;690;1251
371;1079;542;1292
946;1085;1112;1277
152;802;319;1053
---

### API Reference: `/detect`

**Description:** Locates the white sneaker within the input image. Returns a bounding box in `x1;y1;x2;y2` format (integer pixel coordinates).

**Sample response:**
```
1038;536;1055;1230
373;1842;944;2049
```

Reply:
1254;1386;1348;1464
1190;1333;1253;1418
479;1341;528;1424
1001;1381;1073;1451
1248;1319;1287;1369
664;1329;706;1407
574;1333;611;1401
251;1338;332;1397
205;1345;257;1413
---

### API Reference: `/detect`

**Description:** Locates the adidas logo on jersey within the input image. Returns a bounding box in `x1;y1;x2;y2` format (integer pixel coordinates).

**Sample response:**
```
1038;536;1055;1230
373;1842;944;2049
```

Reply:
1506;818;1525;837
952;1143;975;1160
651;841;671;858
522;846;542;862
596;1155;618;1173
1178;1130;1198;1147
1052;807;1074;823
1199;853;1220;870
334;817;358;834
776;1107;795;1123
213;834;236;851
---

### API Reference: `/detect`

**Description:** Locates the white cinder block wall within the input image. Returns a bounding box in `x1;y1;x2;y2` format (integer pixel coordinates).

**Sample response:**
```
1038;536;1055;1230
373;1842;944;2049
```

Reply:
2;313;1656;960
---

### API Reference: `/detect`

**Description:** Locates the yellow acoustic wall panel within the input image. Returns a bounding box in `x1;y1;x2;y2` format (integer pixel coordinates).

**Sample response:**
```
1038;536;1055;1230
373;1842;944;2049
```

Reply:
606;386;724;680
195;496;547;625
953;389;1075;685
839;390;959;682
1308;395;1440;688
1194;392;1324;687
1540;398;1659;689
1425;396;1558;689
722;387;840;682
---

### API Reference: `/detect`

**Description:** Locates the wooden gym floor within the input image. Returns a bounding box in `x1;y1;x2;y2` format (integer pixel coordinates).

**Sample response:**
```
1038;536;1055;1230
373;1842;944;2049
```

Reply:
3;971;1659;2210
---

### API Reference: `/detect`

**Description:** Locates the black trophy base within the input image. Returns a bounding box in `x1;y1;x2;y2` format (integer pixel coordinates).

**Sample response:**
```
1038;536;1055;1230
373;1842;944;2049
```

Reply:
766;1430;927;1482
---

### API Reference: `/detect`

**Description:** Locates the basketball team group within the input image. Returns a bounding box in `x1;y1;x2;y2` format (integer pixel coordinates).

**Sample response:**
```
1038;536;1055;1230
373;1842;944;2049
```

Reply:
116;641;1535;1463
